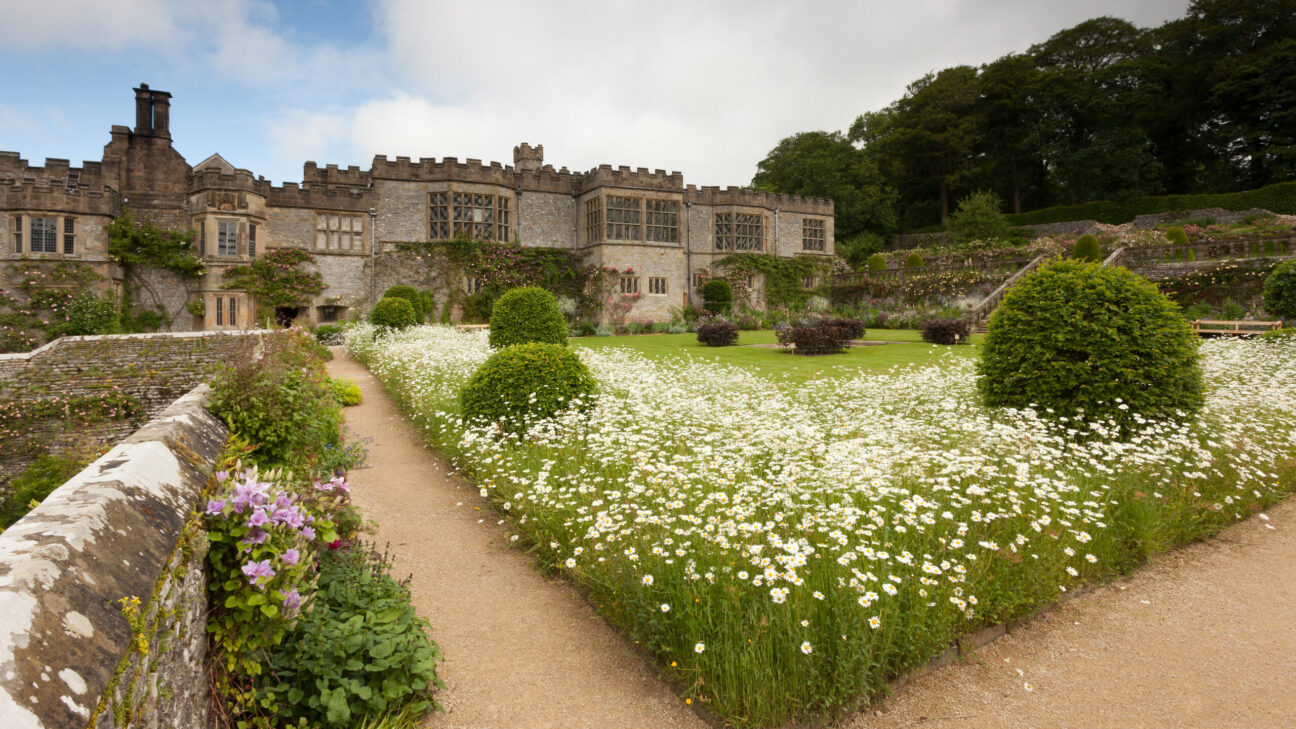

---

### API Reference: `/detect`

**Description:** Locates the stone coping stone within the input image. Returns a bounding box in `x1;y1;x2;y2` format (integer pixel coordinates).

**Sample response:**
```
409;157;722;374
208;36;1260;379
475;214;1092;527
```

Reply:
0;385;227;728
0;329;278;362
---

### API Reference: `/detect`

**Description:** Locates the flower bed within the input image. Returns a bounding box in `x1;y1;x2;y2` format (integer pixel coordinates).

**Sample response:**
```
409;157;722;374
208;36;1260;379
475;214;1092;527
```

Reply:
348;323;1296;727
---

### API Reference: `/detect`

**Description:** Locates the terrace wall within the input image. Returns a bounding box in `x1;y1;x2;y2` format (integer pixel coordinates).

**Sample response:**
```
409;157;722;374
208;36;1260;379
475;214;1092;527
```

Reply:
0;385;226;728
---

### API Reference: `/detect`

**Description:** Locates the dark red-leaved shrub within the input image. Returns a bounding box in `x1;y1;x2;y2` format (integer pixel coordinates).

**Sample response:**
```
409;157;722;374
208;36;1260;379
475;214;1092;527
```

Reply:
696;318;739;346
921;317;972;345
778;318;856;355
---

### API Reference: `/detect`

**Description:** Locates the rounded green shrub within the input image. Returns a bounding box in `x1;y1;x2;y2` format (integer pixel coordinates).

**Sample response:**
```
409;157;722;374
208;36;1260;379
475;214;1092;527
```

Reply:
1072;234;1102;262
368;297;417;329
460;342;597;430
701;279;733;314
946;190;1012;243
1259;327;1296;341
328;377;362;406
1262;260;1296;320
382;285;426;320
489;286;568;349
1164;227;1189;246
904;252;924;268
866;253;888;271
978;259;1203;431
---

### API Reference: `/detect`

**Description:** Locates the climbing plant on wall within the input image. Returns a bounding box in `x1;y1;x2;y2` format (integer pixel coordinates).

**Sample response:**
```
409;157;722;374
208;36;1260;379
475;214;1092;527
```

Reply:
397;233;604;320
714;253;839;309
107;210;205;331
222;248;325;310
0;262;121;351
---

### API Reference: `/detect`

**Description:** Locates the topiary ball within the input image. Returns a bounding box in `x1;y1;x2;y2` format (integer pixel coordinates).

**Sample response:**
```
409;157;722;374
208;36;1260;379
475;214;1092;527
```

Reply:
369;297;418;329
1072;234;1102;262
459;342;597;431
978;259;1203;432
904;252;924;268
1262;260;1296;320
866;253;888;271
489;286;568;349
701;279;733;314
383;285;425;320
1164;227;1189;246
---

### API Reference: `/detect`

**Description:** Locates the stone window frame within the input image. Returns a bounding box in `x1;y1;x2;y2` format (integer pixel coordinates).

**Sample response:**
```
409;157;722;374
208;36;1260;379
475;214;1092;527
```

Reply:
206;292;247;330
314;212;365;253
216;220;239;256
619;275;640;295
584;197;602;243
318;304;345;323
428;187;512;242
584;194;681;244
803;275;817;289
465;276;484;295
9;213;82;258
647;276;668;295
714;210;766;252
802;218;825;252
691;272;706;290
249;223;258;257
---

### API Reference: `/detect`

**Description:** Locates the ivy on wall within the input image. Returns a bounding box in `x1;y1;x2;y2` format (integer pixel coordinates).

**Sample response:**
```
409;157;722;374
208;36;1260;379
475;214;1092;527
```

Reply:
222;248;325;311
397;234;605;322
714;253;840;309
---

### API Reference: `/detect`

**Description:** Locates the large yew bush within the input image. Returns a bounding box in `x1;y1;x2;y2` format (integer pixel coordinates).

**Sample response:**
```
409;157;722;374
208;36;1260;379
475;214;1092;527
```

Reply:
460;343;596;430
1262;260;1296;320
978;259;1203;430
489;286;568;349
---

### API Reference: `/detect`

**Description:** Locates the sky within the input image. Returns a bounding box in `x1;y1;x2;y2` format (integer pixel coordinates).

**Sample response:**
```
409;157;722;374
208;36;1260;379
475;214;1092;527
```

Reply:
0;0;1193;188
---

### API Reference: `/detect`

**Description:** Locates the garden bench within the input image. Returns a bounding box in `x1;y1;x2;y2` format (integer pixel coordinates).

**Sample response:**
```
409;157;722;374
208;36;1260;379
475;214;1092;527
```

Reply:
1190;319;1282;336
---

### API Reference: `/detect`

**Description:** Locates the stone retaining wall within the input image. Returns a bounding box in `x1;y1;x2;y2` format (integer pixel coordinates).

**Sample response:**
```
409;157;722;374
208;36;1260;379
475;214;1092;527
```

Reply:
0;385;227;728
0;330;272;489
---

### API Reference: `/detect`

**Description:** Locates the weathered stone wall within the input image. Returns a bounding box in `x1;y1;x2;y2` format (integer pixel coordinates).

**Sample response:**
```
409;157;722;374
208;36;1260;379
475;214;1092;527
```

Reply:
518;191;577;248
0;330;272;489
0;384;226;728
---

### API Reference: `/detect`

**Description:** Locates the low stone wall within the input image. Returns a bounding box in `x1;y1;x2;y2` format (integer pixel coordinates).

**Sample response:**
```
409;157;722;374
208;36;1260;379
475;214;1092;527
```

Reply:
0;385;227;728
0;330;272;489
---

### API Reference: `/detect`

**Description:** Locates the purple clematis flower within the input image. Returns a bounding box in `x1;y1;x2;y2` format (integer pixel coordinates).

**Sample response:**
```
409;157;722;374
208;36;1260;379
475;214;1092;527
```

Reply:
282;548;300;566
205;499;226;516
241;559;275;588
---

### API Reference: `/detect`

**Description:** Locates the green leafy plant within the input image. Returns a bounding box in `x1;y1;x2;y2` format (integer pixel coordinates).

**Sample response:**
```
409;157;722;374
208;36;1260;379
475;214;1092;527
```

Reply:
696;318;739;346
1262;260;1296;320
488;286;568;349
186;298;206;317
369;298;418;330
1165;226;1190;246
904;252;925;268
979;259;1204;432
107;210;205;277
222;249;325;310
1260;328;1296;340
946;190;1012;244
459;342;596;431
866;253;888;271
701;279;733;315
314;324;346;346
1072;234;1103;262
257;546;443;727
329;377;363;406
382;286;429;322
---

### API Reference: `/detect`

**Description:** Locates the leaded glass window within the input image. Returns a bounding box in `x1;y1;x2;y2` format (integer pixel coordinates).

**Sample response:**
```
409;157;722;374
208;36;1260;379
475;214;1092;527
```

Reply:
217;221;238;256
605;196;641;241
429;192;510;241
584;197;602;243
802;218;825;251
316;213;364;251
30;217;57;253
714;212;763;251
645;200;679;243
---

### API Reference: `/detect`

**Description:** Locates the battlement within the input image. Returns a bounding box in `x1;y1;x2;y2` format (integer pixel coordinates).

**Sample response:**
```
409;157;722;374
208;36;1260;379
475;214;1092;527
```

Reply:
303;162;371;187
685;185;833;215
266;182;373;211
578;164;684;194
0;152;106;190
370;155;521;187
188;166;263;194
0;177;122;215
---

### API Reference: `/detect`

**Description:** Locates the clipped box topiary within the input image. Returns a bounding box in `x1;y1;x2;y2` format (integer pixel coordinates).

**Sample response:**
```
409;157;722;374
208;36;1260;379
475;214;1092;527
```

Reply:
1262;260;1296;320
1072;234;1102;262
1164;226;1189;245
369;296;418;329
978;259;1203;432
383;285;426;320
866;253;888;271
701;278;733;315
904;252;924;268
489;286;569;349
459;342;597;431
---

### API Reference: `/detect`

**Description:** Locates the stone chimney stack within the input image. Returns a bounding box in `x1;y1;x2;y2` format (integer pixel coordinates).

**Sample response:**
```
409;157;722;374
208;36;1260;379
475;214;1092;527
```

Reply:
513;142;544;173
134;83;153;134
132;84;174;138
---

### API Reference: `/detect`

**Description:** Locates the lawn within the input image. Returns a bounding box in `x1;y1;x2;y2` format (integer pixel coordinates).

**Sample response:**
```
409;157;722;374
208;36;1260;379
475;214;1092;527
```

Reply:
347;323;1296;727
572;329;984;382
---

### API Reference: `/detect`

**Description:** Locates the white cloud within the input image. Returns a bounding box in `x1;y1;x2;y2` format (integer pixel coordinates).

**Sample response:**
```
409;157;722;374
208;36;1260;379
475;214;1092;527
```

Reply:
0;0;180;51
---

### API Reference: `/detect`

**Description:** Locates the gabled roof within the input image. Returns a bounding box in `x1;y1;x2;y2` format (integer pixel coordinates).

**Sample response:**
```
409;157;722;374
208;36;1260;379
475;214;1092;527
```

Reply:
193;153;236;173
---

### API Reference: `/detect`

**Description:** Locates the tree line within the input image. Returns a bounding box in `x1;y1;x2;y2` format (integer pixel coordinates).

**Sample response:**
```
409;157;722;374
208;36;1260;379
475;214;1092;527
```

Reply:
752;0;1296;257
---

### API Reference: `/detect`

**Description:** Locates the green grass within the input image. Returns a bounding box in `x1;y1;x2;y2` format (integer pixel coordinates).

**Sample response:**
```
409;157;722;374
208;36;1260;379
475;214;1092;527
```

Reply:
571;329;984;382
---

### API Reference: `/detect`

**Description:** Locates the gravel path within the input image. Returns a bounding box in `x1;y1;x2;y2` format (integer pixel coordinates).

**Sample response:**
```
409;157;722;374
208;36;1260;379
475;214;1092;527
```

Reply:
850;496;1296;729
327;349;706;729
331;346;1296;729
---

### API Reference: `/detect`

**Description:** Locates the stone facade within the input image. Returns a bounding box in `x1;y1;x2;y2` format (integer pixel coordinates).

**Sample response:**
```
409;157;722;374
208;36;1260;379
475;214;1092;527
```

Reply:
0;85;834;326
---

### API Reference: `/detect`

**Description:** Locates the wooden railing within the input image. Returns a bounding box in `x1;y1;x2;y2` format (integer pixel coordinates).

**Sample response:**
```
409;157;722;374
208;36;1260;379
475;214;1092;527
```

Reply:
1191;319;1282;336
964;254;1051;328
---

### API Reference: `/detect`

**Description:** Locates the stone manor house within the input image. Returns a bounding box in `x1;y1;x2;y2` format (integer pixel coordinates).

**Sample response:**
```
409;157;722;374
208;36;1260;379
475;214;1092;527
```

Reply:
0;85;834;329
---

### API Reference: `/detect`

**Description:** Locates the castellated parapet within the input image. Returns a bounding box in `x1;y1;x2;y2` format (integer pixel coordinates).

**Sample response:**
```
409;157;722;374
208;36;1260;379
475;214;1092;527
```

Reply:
267;182;373;212
0;177;121;216
303;162;371;187
686;184;833;216
0;152;106;191
188;166;263;194
578;165;684;194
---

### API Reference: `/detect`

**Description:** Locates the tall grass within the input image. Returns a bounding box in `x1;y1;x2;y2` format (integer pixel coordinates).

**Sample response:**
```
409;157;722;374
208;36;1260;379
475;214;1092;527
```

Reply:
348;323;1296;727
